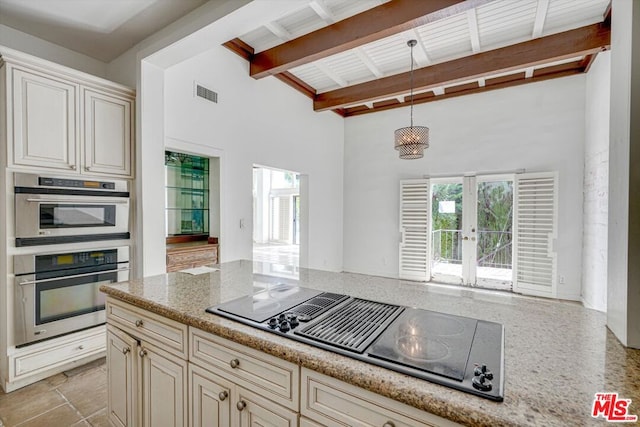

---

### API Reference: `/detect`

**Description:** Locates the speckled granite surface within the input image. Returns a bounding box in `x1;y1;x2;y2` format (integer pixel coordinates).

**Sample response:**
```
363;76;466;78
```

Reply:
100;260;640;427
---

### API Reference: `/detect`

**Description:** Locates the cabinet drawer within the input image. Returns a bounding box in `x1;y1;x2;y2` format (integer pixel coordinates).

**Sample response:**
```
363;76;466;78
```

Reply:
13;327;104;378
190;328;299;411
106;298;188;358
301;368;462;427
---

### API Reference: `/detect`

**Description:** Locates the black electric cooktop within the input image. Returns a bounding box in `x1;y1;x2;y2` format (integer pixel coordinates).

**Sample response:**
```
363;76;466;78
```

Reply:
207;284;504;401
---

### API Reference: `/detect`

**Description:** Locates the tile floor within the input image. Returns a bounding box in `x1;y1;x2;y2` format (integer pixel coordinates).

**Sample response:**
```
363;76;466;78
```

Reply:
0;358;108;427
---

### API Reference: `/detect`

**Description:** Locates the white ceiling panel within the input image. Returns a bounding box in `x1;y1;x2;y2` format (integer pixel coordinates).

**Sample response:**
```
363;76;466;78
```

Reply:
360;33;413;76
290;63;341;93
416;12;473;62
240;26;281;53
277;5;326;39
544;0;609;34
326;0;391;22
475;0;537;47
322;50;374;84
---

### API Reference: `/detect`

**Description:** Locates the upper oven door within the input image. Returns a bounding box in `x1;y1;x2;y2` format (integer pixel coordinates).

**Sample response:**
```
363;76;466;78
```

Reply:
15;193;129;242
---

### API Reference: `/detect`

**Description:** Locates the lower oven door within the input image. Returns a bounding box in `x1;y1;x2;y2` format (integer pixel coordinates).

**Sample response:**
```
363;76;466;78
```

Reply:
14;265;129;346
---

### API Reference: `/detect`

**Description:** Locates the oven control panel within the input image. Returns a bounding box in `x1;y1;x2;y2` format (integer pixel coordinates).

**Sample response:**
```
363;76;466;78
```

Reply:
39;177;115;190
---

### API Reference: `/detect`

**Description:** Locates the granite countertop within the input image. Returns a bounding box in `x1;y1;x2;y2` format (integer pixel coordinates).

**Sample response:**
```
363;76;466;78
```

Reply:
100;260;640;427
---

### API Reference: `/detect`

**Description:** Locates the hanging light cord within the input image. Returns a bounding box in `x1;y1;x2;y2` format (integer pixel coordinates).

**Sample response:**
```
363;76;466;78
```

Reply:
409;40;415;129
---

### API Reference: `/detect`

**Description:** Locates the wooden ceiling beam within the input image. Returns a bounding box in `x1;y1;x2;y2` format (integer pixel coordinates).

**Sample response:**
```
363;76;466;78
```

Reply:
222;38;254;61
248;0;494;79
342;62;585;117
315;23;611;111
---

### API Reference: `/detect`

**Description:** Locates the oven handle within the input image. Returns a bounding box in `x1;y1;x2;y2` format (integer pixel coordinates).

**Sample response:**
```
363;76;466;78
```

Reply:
25;197;129;204
17;267;130;286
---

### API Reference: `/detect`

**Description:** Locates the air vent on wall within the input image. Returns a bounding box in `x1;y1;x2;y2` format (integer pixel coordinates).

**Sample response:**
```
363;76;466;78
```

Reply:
195;83;218;103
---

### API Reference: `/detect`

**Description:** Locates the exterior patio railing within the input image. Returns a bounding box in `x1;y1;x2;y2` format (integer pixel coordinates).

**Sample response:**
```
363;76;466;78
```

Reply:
431;229;512;269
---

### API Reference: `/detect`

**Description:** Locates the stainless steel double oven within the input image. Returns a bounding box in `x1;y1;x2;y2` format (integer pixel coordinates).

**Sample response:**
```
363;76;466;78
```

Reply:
13;173;131;346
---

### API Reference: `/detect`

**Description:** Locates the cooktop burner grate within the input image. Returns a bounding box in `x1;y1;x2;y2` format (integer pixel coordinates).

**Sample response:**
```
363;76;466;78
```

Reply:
287;293;349;320
295;298;404;353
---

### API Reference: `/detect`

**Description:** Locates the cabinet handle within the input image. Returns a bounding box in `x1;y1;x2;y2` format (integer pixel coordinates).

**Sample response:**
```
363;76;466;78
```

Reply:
383;422;396;427
70;165;76;170
135;320;144;327
139;349;147;358
230;358;240;369
85;166;91;171
77;345;85;350
122;347;130;355
236;400;246;411
218;391;228;401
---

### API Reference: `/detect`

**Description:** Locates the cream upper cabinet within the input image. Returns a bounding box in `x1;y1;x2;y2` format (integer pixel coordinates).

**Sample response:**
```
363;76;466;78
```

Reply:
83;88;133;177
2;48;135;178
10;67;79;171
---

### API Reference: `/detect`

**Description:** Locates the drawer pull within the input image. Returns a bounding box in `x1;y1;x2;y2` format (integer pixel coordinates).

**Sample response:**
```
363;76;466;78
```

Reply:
230;358;240;369
70;165;76;170
236;400;246;411
383;422;396;427
139;349;147;358
122;347;130;355
78;345;85;350
218;391;228;401
135;320;144;327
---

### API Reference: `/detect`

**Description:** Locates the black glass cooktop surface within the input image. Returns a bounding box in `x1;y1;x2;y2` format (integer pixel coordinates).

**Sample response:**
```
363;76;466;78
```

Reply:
214;284;322;323
367;309;477;381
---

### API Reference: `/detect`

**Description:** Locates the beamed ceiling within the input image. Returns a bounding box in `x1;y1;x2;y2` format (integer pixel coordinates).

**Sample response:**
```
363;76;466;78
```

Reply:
224;0;611;117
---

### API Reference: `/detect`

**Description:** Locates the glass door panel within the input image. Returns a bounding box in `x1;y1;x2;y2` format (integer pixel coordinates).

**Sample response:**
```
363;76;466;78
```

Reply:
430;180;464;284
476;179;514;289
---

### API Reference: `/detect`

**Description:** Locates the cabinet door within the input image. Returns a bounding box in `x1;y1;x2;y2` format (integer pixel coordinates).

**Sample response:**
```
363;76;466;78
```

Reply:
83;88;133;177
141;343;188;427
107;325;139;427
11;67;78;171
235;387;298;427
189;364;231;427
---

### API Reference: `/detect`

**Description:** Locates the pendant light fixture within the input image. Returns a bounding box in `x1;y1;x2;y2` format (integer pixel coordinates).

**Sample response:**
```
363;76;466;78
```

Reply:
394;40;429;159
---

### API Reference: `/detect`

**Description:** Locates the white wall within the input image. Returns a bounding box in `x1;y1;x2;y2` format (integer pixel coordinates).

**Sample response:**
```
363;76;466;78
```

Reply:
344;76;586;301
0;24;108;78
162;46;344;271
607;0;640;348
582;51;610;312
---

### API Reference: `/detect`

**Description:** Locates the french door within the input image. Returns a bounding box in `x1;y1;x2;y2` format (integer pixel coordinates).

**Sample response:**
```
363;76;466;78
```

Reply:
400;173;557;295
428;176;514;290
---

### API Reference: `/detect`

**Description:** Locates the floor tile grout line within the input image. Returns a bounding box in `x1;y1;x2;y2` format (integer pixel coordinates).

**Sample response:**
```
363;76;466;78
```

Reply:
13;402;68;427
55;384;95;424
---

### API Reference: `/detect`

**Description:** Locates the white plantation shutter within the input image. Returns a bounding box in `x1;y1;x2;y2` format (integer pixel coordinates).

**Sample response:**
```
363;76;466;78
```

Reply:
513;172;558;297
399;179;430;281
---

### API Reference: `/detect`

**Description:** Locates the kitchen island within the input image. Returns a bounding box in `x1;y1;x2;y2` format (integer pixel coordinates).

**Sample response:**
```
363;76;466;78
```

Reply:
100;260;640;427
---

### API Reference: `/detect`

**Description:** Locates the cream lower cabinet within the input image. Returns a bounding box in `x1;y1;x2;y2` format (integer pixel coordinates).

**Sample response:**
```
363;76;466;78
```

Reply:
107;326;188;427
189;327;298;427
106;299;189;427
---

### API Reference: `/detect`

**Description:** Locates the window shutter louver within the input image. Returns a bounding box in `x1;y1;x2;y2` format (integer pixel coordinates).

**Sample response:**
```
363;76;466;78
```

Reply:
399;179;430;281
513;172;558;297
